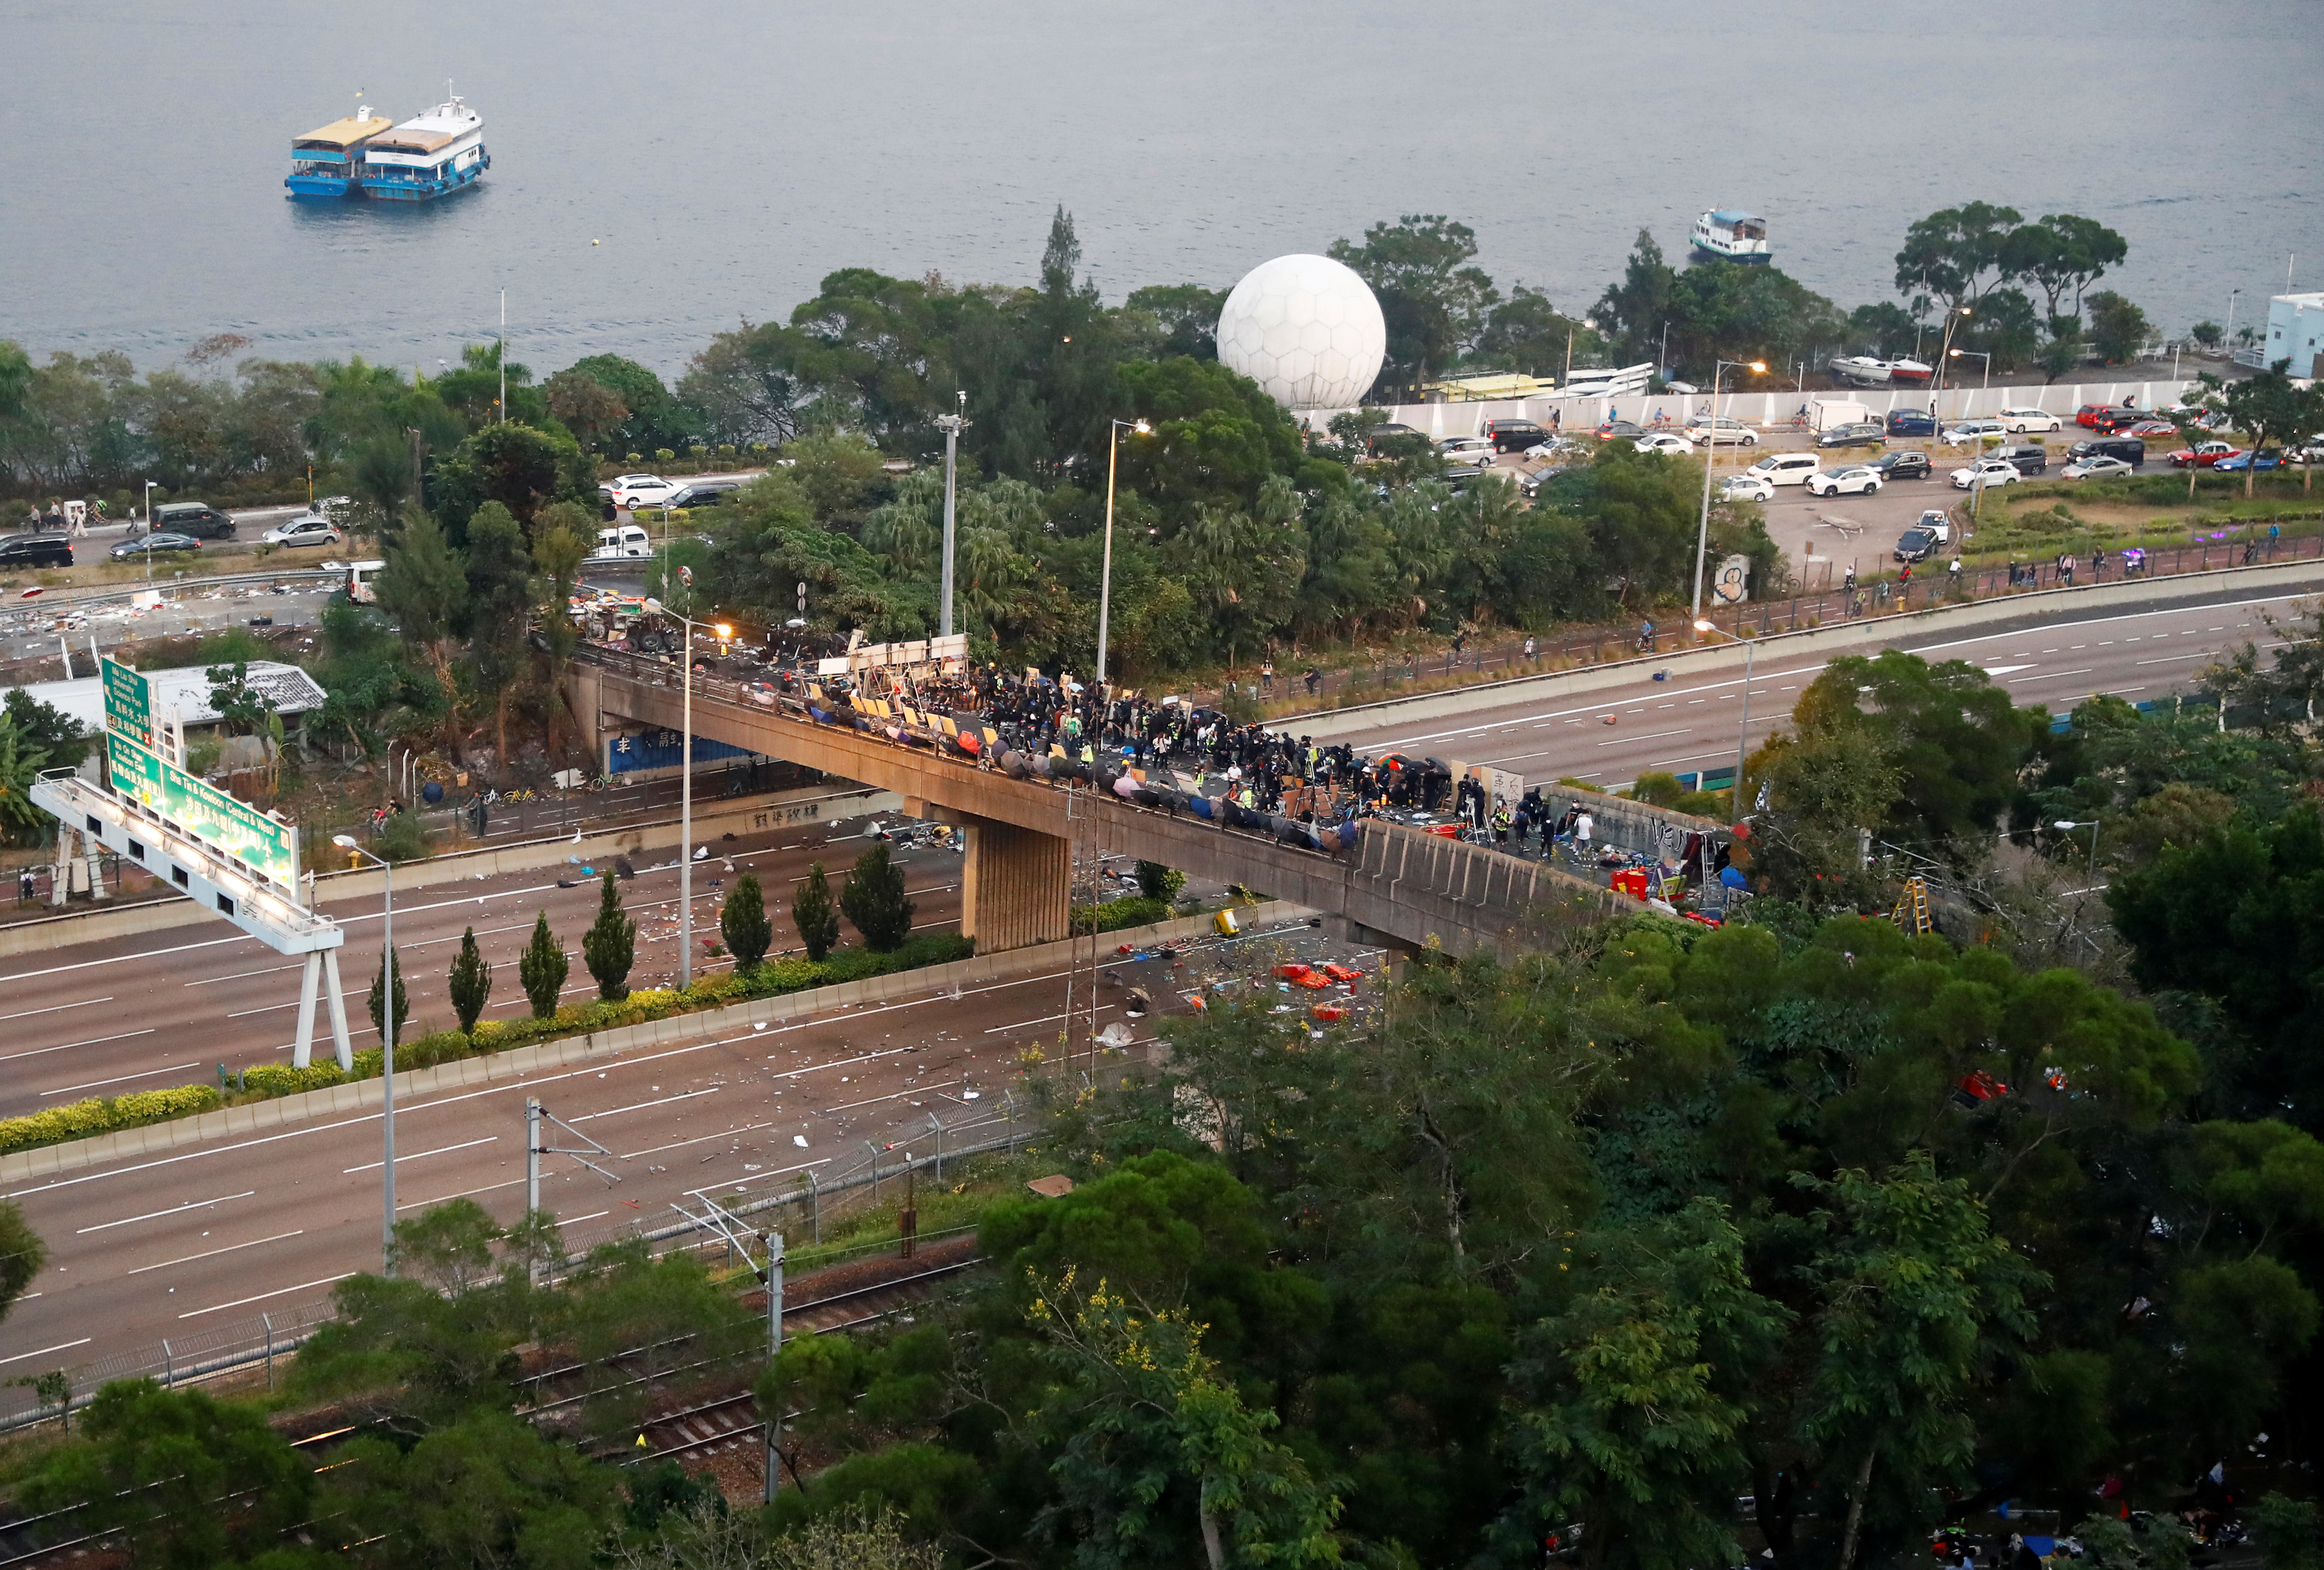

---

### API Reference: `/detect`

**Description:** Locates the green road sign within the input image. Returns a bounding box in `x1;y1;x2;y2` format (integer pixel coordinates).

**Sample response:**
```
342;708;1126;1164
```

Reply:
101;656;154;751
106;732;298;887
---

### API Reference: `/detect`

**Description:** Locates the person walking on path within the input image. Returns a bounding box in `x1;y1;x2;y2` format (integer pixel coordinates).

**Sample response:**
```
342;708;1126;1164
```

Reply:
1260;659;1274;693
1573;808;1594;865
1523;634;1537;662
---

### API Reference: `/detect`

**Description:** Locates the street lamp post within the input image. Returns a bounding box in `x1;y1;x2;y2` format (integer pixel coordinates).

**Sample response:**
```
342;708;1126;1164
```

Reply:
2053;818;2101;882
1691;360;1765;632
1930;306;1974;421
1949;347;1992;397
332;835;398;1276
934;394;968;638
1693;619;1758;812
1094;418;1151;686
643;598;730;987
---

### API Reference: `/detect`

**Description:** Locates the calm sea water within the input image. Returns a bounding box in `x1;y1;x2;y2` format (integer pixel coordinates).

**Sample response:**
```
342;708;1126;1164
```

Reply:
2;0;2319;380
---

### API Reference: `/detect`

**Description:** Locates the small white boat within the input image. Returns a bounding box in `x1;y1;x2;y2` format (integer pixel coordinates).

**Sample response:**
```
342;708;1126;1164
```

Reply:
1690;210;1771;265
1829;355;1893;388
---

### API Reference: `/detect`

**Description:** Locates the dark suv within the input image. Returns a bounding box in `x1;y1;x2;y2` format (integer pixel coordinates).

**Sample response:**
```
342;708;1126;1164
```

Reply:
1482;419;1549;454
152;502;237;539
2069;436;2146;467
668;483;738;509
0;534;71;567
1886;409;1939;437
1996;444;2048;475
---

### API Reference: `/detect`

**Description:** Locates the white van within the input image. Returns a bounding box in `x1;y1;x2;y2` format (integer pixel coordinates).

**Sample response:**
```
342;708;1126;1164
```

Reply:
1743;452;1823;487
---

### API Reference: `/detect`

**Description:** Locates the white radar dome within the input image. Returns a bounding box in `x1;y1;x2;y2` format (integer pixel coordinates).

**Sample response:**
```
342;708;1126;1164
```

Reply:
1215;253;1387;411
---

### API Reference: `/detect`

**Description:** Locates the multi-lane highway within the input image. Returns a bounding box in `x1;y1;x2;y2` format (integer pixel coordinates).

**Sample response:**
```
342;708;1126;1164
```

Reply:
0;809;967;1122
1313;584;2313;791
1;910;1364;1383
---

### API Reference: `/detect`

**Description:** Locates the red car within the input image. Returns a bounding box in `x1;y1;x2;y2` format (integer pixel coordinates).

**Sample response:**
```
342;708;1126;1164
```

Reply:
2075;404;2113;427
2168;440;2244;468
2125;420;2178;438
2093;410;2159;434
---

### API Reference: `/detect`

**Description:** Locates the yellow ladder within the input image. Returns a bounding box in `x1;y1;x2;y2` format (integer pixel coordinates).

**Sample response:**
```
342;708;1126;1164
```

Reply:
1891;876;1933;937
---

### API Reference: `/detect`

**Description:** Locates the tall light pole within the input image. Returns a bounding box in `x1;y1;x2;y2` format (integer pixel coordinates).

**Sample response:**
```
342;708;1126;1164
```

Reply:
498;289;507;425
1930;306;1974;420
645;597;729;987
1690;359;1764;633
934;393;968;638
1094;418;1151;686
333;835;398;1276
2054;817;2101;883
140;479;155;538
1949;347;1991;396
1694;619;1758;812
2224;289;2242;354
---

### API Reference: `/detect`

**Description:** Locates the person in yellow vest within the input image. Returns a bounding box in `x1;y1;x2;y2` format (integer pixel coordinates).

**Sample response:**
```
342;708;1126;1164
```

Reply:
1492;803;1511;845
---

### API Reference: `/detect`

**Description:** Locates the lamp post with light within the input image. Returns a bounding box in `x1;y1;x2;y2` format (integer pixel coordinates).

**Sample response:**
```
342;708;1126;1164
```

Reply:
935;393;968;638
643;597;731;987
1930;306;1975;419
1692;619;1759;812
2053;817;2101;882
1094;418;1151;686
332;834;398;1276
1949;347;1991;399
1690;359;1764;632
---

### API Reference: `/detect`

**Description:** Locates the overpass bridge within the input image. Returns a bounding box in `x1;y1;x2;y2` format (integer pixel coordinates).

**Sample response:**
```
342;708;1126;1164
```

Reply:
566;648;1683;958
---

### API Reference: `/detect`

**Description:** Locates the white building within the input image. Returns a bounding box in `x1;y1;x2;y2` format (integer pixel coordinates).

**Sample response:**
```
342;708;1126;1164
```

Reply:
7;660;329;747
2260;292;2324;379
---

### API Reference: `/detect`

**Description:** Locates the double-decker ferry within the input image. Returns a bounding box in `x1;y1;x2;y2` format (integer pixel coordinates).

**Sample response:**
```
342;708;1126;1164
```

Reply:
284;107;394;198
1690;210;1772;265
355;95;489;201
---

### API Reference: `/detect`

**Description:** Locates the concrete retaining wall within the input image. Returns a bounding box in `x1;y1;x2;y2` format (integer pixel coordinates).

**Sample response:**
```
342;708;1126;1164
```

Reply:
0;785;896;959
0;901;1307;1186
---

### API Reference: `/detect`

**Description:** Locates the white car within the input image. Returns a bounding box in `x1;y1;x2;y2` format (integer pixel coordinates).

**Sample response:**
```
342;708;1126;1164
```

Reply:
598;472;661;494
1941;420;2008;447
1634;432;1695;456
1949;458;2021;489
610;477;684;509
1742;451;1823;487
1682;417;1758;446
1805;465;1883;497
1718;474;1776;502
261;514;343;547
2000;407;2063;433
2061;454;2135;480
1438;436;1494;460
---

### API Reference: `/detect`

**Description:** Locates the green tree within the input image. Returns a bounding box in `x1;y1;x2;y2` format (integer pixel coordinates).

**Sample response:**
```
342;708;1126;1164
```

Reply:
839;842;915;952
792;861;841;961
327;1407;615;1570
719;872;773;975
1134;860;1186;904
518;910;567;1018
581;870;636;1001
429;419;595;539
369;944;410;1048
0;711;48;846
18;1381;316;1570
2223;358;2320;497
1893;202;2025;316
1123;282;1229;360
447;925;492;1034
0;1199;45;1326
460;499;536;764
375;512;470;712
2001;213;2128;319
540;366;628;452
1330;214;1500;392
1591;229;1677;368
2085;289;2151;364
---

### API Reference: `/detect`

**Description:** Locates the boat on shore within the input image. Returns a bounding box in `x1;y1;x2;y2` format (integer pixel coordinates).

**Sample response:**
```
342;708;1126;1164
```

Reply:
1829;354;1892;387
284;106;394;198
1690;210;1771;265
1889;357;1933;386
355;94;488;201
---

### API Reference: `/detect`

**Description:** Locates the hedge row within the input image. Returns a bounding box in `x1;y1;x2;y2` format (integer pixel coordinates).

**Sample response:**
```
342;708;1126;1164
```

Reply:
0;1085;222;1159
1072;897;1177;935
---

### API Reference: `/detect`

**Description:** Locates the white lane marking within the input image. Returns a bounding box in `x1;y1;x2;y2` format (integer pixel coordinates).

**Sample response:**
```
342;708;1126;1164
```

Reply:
1980;664;2035;676
0;1028;157;1065
343;1135;498;1174
555;1210;612;1228
987;1008;1116;1035
128;1229;305;1276
186;964;300;988
572;1088;718;1122
0;932;254;987
398;1177;524;1212
226;1000;299;1019
1598;728;1691;747
0;996;113;1024
683;1155;829;1199
0;1338;91;1366
41;1061;198;1098
78;1191;257;1233
619;1119;784;1161
2006;668;2093;683
2137;652;2207;665
179;1273;356;1319
820;1080;962;1115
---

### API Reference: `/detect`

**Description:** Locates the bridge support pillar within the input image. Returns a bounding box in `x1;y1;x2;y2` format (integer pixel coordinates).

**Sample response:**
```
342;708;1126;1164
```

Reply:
958;819;1070;952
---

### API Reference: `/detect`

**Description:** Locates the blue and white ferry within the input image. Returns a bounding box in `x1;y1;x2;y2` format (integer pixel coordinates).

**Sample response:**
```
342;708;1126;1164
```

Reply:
284;107;394;198
356;94;489;201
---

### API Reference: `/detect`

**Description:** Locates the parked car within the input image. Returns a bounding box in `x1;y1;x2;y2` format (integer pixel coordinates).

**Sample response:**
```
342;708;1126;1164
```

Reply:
598;472;661;494
1816;422;1888;449
1885;409;1939;436
610;477;685;508
2214;449;2285;473
1743;452;1822;486
1482;419;1549;453
1806;465;1883;497
2061;454;2136;480
1633;432;1695;456
2169;440;2244;468
2093;409;2157;434
261;514;343;547
1868;450;1933;481
2075;404;2117;428
1681;416;1758;446
1438;435;1494;460
1949;458;2021;489
1523;438;1589;463
110;532;202;560
2124;420;2179;438
151;502;236;539
1995;444;2048;475
1595;419;1646;441
0;534;71;567
667;483;739;509
2000;407;2064;433
1941;419;2008;448
1718;473;1777;502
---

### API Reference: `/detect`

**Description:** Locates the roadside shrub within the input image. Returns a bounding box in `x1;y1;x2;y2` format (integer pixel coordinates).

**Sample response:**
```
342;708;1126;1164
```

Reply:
0;1085;222;1158
1072;897;1174;935
1629;770;1686;807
